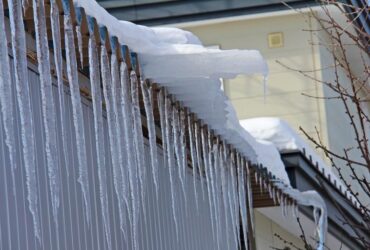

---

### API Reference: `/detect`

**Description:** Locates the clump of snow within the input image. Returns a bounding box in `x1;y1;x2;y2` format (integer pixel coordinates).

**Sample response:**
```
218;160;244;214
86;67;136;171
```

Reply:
240;117;345;192
150;27;202;45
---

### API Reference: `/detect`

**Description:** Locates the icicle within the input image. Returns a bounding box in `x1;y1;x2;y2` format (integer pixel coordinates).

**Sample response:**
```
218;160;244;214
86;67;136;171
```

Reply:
62;0;91;225
230;152;241;248
268;183;272;198
8;0;41;241
194;121;205;200
141;80;159;197
111;37;130;223
201;126;215;241
100;32;126;239
130;70;148;223
87;18;112;250
187;114;199;212
164;94;179;241
220;145;231;250
0;0;17;193
172;107;187;205
263;75;268;103
50;0;69;177
212;141;222;250
120;59;139;250
246;164;255;237
74;7;84;68
237;155;248;248
281;195;286;217
179;109;188;208
254;172;258;184
33;0;61;230
259;175;263;194
21;0;29;14
228;154;238;249
157;89;167;168
272;187;277;205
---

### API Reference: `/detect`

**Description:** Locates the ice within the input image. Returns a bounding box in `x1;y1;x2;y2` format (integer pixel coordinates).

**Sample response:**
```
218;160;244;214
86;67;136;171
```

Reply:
172;107;187;205
187;114;199;211
237;157;248;247
87;19;112;250
7;0;41;241
164;93;179;241
141;80;159;197
111;43;131;229
76;25;84;68
0;0;17;191
194;121;205;200
74;7;84;68
157;88;167;168
50;0;70;177
119;61;139;250
201;127;215;241
130;70;147;221
229;151;239;247
100;38;127;239
179;109;188;206
62;1;91;225
246;164;255;235
220;146;231;250
33;0;61;229
211;142;221;250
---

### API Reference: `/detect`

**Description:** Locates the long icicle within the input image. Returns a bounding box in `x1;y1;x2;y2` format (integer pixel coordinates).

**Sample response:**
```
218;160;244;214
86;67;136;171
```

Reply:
130;70;148;236
210;141;221;250
172;107;187;206
231;150;240;248
201;126;215;242
0;0;17;191
194;121;205;200
141;80;159;198
246;162;255;236
164;93;179;241
0;1;19;248
220;144;231;250
187;114;199;212
33;0;61;230
179;109;188;211
74;8;84;69
225;147;237;249
50;0;69;177
111;38;131;234
7;0;41;241
120;60;139;250
100;34;127;240
158;88;167;168
87;18;112;250
62;2;91;225
238;156;248;248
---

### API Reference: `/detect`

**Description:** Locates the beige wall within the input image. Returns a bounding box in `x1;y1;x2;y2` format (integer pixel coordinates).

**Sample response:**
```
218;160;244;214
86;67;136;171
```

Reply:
254;210;305;250
181;12;329;152
254;208;351;250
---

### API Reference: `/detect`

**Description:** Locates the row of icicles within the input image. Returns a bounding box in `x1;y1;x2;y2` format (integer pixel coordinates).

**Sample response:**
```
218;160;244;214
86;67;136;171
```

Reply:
0;0;299;248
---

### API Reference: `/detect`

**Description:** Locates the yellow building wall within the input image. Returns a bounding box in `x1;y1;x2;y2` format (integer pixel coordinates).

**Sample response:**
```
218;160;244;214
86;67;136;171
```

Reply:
254;210;304;250
181;12;329;150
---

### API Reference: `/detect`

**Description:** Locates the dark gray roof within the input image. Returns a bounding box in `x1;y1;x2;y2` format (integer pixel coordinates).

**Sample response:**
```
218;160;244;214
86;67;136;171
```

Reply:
96;0;317;26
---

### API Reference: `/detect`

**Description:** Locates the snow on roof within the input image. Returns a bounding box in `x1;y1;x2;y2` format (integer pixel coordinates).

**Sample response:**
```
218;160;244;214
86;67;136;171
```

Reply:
240;117;349;195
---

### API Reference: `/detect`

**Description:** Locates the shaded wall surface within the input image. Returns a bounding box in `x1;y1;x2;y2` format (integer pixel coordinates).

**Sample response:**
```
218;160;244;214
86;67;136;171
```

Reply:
0;59;232;250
